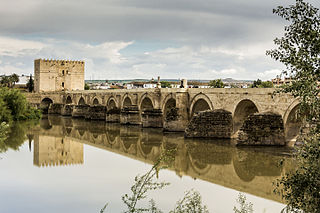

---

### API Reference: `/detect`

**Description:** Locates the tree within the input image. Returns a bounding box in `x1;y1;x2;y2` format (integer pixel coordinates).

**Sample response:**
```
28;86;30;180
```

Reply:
250;79;262;88
0;76;10;87
208;79;224;88
267;0;320;211
160;81;172;88
260;81;273;88
251;79;273;88
26;75;34;92
84;83;90;90
9;74;19;87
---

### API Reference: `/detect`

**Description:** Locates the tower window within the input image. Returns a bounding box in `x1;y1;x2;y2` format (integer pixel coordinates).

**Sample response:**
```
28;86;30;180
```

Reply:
62;82;64;87
62;70;65;75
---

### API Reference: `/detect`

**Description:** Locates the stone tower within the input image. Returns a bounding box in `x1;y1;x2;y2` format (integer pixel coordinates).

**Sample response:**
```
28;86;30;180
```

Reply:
34;59;84;92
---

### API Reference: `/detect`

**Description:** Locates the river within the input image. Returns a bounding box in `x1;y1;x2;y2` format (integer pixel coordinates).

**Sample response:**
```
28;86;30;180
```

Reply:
0;115;294;213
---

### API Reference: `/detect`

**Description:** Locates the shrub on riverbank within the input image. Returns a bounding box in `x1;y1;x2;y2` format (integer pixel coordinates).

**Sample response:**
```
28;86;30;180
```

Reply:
0;87;41;122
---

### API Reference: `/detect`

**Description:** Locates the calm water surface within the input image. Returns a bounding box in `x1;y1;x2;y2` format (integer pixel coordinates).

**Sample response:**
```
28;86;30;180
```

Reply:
0;116;295;213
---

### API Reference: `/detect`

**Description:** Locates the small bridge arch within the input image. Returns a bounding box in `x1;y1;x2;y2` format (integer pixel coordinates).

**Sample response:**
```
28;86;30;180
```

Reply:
78;97;86;105
189;93;213;118
107;97;118;110
92;97;100;106
122;95;133;108
233;99;259;133
40;97;53;113
283;100;302;143
66;96;73;104
140;94;154;111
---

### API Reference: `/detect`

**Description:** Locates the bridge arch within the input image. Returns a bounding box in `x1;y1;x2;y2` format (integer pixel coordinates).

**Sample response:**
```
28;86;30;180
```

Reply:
66;96;73;104
233;99;259;133
122;94;133;108
40;97;53;113
163;97;177;121
78;97;86;105
92;97;100;106
189;93;213;118
106;96;118;110
283;100;302;143
140;94;154;111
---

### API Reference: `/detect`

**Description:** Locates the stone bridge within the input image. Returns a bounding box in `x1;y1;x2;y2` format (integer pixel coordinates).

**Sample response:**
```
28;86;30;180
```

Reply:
28;116;295;203
26;88;301;145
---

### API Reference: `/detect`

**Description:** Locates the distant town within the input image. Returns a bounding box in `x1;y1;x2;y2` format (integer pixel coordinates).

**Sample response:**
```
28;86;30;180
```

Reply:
0;74;293;91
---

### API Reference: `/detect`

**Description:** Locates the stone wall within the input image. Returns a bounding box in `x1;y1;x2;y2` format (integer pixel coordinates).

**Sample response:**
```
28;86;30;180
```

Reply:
34;59;84;92
185;109;233;138
237;112;285;146
141;109;163;128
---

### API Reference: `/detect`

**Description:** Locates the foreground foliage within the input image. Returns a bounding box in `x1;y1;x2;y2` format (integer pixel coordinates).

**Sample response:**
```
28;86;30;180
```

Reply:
267;0;320;211
102;150;209;213
0;87;41;122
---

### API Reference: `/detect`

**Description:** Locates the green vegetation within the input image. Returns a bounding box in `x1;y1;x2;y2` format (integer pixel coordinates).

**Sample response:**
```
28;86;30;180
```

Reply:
160;81;172;88
267;0;320;211
26;75;34;92
0;87;41;121
233;193;253;213
102;150;209;213
0;74;19;88
208;79;224;88
0;87;40;153
84;83;90;90
250;79;273;88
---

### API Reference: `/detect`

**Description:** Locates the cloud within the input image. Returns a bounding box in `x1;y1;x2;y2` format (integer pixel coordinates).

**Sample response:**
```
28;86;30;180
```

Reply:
0;36;45;57
257;69;282;80
1;0;313;79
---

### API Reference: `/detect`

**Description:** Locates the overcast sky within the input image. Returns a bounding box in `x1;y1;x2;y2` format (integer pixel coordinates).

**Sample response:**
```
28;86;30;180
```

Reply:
0;0;319;80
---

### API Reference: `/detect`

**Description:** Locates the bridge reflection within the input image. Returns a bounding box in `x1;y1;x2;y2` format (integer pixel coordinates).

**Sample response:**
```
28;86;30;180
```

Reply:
29;116;295;203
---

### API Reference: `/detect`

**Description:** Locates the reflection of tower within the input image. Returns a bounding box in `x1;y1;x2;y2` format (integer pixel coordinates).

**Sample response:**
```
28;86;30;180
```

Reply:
33;135;83;167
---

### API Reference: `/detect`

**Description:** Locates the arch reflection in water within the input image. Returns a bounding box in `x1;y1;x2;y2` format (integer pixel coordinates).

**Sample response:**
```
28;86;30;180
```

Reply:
28;115;294;203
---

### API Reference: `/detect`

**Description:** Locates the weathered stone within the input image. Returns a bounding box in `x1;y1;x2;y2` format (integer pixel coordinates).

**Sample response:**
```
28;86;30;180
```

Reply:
141;109;163;128
86;105;106;120
62;104;73;116
48;103;63;114
237;112;285;146
120;106;141;125
72;105;89;118
106;108;121;123
185;109;233;138
34;59;84;92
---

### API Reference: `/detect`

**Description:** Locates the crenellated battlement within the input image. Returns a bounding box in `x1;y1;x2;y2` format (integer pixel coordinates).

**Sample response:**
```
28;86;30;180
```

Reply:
36;58;84;64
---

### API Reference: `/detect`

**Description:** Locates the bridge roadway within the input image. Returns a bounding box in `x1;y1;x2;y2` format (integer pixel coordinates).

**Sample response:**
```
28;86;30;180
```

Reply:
26;88;301;144
29;116;295;204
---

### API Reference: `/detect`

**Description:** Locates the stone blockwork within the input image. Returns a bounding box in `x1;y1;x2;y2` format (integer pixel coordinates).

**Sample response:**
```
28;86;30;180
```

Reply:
120;106;141;125
185;109;233;138
34;59;84;92
237;112;285;146
141;109;163;128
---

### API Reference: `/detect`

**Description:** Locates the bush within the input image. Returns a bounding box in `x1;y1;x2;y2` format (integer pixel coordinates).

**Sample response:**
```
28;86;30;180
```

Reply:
0;87;41;122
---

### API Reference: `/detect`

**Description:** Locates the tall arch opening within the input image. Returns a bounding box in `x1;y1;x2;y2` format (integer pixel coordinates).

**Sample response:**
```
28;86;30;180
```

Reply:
233;99;258;133
191;99;211;117
108;99;117;110
66;96;72;104
285;104;302;142
164;98;177;121
40;98;53;114
93;98;99;105
141;97;153;111
123;97;132;107
78;97;86;105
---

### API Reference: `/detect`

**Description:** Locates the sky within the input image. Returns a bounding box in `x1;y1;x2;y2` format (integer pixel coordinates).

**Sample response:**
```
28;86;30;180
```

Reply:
0;0;319;80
